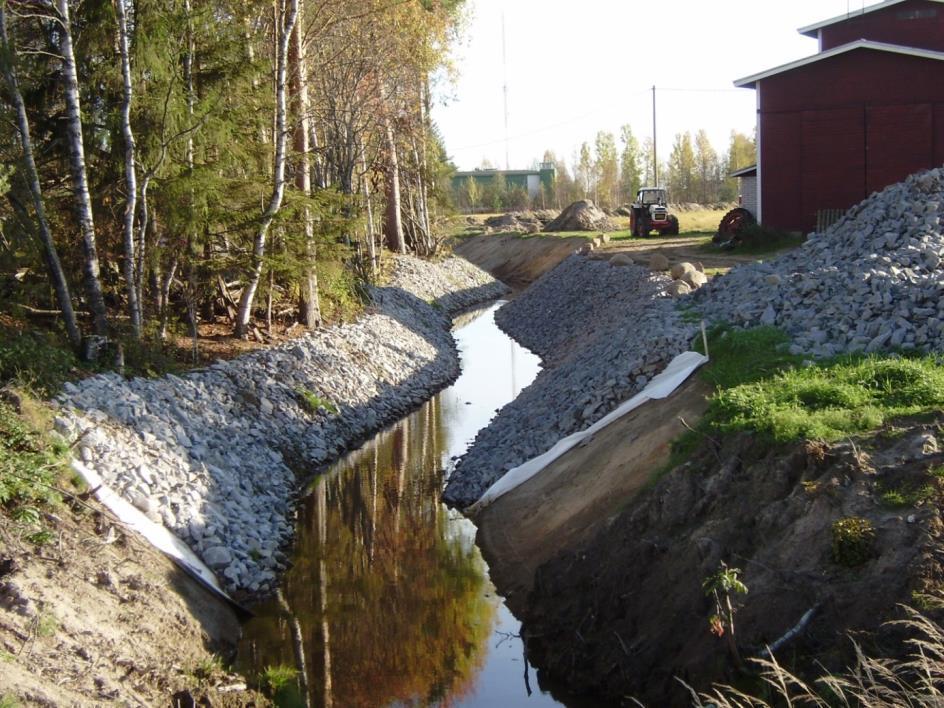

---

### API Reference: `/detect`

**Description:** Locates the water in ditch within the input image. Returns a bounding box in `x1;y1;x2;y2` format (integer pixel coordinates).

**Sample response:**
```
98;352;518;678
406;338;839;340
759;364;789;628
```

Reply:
238;300;573;707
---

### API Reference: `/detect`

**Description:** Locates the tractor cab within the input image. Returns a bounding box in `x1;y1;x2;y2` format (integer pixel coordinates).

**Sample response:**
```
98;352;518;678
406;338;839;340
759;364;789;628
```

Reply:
630;187;679;237
637;188;667;206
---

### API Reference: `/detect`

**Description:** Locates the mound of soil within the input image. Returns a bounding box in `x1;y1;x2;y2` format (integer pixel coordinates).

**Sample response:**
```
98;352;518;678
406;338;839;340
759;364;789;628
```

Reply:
522;423;944;705
544;200;614;232
483;210;558;234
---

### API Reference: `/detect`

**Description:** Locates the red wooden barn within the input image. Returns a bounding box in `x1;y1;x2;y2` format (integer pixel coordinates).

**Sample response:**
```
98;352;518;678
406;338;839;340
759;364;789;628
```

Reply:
735;0;944;233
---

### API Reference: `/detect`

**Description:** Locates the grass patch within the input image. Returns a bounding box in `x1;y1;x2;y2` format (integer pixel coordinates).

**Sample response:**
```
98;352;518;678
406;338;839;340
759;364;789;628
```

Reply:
35;611;59;638
0;694;20;708
690;326;944;444
696;326;802;390
294;387;339;416
260;663;302;703
712;354;944;443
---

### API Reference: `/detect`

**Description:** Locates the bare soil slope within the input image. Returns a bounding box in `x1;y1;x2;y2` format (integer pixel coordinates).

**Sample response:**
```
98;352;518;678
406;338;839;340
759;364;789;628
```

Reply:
520;423;944;706
0;502;264;705
452;234;590;287
475;378;710;612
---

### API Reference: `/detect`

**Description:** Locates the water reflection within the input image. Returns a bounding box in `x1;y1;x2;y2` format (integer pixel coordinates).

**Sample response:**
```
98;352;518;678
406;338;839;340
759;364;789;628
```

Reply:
239;302;558;707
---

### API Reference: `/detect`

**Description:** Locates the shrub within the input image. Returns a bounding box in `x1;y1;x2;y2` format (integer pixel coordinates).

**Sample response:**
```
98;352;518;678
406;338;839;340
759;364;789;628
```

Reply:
831;517;875;567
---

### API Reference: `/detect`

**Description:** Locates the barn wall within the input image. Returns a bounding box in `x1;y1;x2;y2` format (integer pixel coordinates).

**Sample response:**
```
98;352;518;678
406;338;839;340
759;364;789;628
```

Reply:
821;0;944;52
760;50;944;113
758;50;944;232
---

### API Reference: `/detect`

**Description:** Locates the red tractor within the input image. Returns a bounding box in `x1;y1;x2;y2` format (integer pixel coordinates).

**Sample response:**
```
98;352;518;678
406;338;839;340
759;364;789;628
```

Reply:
630;187;679;237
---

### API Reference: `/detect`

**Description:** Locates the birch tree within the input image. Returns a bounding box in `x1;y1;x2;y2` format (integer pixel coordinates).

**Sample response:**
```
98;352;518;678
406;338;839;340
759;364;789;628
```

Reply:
115;0;142;338
290;0;320;329
234;0;299;338
0;3;81;348
56;0;109;337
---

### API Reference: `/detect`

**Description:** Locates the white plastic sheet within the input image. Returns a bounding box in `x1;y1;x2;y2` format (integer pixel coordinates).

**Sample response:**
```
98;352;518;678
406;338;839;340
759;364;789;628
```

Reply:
72;459;232;603
469;350;709;513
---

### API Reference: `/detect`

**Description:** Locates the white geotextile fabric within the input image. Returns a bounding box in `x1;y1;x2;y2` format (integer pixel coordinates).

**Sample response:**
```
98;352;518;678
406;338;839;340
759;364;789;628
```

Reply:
72;459;231;602
469;350;709;513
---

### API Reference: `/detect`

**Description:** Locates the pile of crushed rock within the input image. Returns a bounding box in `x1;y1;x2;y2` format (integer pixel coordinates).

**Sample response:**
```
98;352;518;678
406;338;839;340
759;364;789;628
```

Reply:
694;168;944;358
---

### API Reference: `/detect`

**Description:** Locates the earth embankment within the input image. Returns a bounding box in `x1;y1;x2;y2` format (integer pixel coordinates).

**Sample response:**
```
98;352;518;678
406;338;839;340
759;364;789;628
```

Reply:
452;233;590;287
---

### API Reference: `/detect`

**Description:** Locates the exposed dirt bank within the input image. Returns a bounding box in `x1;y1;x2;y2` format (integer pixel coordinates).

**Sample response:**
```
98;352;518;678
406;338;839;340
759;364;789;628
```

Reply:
0;502;264;705
519;422;944;706
475;378;710;613
452;234;590;287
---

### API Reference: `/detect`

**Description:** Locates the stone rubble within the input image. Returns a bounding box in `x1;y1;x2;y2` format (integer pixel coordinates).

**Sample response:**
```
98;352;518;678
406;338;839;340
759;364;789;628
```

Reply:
694;168;944;358
54;256;507;596
442;255;697;508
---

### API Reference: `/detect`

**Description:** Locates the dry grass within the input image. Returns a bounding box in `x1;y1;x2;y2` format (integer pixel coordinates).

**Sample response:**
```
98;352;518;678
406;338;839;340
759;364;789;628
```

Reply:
684;607;944;707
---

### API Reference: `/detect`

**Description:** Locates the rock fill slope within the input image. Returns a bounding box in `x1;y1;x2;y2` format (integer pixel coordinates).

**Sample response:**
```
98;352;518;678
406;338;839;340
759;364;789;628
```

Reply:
54;256;507;596
443;256;697;508
696;168;944;357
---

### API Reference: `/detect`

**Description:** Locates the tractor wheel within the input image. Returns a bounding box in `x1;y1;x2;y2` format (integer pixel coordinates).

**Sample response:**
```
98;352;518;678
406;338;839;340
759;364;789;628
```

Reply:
636;217;651;238
664;214;680;236
715;207;755;243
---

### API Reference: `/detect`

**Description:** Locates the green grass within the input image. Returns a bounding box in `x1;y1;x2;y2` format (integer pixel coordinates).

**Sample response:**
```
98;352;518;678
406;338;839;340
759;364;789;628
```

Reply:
260;663;301;702
294;387;339;415
0;694;20;708
35;611;59;638
683;326;944;448
696;326;803;391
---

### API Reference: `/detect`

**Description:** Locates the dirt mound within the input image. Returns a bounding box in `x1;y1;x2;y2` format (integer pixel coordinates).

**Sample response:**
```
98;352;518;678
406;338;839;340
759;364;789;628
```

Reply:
544;200;614;232
483;210;557;234
522;423;944;705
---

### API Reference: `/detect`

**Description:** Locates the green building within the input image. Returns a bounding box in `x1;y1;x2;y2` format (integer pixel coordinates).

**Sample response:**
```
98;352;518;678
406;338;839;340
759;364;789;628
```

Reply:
452;163;556;203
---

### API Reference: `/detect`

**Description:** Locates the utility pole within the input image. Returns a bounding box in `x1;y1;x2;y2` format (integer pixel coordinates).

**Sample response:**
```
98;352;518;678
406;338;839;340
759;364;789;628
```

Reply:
502;13;510;170
652;85;658;186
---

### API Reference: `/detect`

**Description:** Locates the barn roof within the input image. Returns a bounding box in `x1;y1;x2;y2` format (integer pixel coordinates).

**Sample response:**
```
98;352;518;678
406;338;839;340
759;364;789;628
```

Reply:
798;0;944;38
729;165;757;178
734;39;944;88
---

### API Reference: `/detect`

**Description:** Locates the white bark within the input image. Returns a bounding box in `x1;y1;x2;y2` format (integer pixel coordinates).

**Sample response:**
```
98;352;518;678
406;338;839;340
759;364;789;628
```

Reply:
235;0;298;337
57;0;109;337
292;0;320;330
0;5;81;348
115;0;141;337
383;113;404;254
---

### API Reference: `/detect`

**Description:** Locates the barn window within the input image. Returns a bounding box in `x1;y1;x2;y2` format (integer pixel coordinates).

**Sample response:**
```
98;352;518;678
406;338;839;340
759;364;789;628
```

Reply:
896;8;938;19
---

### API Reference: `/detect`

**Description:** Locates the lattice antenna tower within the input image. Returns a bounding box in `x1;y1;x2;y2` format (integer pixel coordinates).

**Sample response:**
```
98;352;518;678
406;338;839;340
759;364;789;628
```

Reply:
502;12;510;170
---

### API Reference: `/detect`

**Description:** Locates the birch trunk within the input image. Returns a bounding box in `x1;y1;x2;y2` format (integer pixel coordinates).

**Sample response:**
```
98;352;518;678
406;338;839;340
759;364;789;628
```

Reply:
291;0;320;330
383;113;404;254
359;150;376;276
0;7;81;349
57;0;109;337
115;0;141;338
183;0;199;357
235;0;298;337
